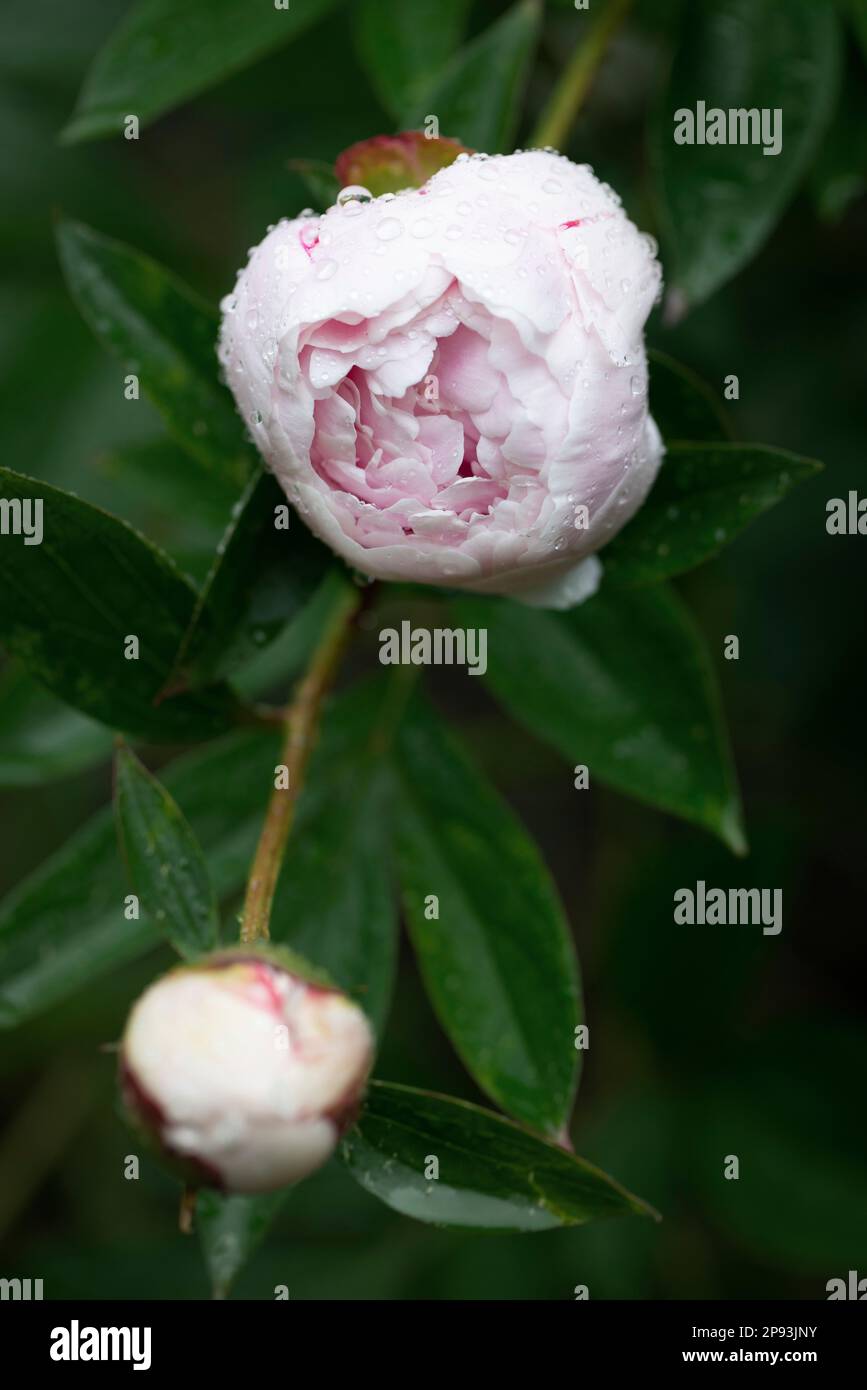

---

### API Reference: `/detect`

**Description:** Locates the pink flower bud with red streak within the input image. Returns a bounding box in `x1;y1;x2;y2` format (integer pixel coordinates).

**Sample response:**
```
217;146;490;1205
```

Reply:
120;951;373;1194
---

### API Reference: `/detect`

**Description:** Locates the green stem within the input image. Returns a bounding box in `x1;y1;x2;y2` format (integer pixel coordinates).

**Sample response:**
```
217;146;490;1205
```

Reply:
530;0;632;152
239;581;360;944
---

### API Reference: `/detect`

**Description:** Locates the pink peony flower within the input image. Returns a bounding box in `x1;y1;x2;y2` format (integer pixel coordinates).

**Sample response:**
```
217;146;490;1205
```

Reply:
219;149;663;608
120;952;373;1194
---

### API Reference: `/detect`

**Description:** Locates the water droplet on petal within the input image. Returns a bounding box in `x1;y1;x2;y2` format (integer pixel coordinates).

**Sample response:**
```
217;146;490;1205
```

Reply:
375;217;402;241
314;258;338;281
337;184;373;207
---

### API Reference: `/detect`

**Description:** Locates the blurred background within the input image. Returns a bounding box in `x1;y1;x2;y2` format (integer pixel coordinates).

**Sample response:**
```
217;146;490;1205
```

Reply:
1;0;865;1299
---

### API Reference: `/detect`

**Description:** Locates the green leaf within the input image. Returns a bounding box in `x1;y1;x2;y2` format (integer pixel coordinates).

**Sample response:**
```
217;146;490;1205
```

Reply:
354;0;471;120
404;0;542;152
232;570;356;700
392;694;581;1137
0;467;238;740
601;443;822;586
648;349;731;442
454;586;745;852
0;663;112;787
0;729;279;1029
56;219;251;485
96;438;242;528
652;0;841;314
62;0;346;143
197;1189;289;1300
0;678;396;1028
114;743;219;959
165;471;336;691
94;439;241;584
271;677;402;1035
342;1081;658;1231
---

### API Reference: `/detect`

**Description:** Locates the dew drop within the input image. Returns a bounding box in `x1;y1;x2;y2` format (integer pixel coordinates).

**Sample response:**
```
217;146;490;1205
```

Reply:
376;217;402;241
337;184;373;208
314;258;338;281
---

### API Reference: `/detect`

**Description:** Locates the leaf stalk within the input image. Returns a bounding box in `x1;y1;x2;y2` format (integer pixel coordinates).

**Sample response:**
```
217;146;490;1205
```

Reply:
239;582;360;944
530;0;632;152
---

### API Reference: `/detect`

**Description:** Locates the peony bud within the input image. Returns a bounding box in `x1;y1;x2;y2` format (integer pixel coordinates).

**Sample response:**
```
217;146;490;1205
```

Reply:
219;147;664;609
119;951;373;1194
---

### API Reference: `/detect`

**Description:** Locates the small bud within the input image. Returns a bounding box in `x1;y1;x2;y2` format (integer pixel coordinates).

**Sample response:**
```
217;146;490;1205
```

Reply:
119;951;373;1194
